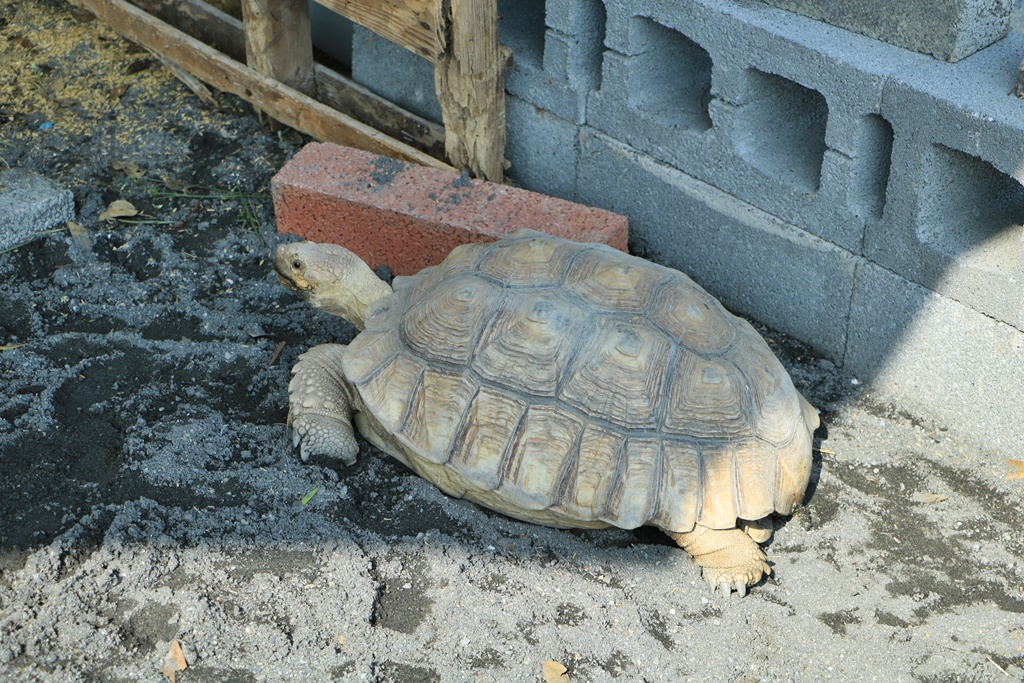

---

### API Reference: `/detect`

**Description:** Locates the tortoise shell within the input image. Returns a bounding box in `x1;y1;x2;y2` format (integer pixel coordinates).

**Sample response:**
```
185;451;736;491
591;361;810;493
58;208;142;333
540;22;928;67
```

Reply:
343;231;815;533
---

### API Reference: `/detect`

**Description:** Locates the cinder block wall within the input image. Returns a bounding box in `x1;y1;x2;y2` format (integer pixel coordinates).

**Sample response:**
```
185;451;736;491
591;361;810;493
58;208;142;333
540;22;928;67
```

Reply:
335;0;1024;453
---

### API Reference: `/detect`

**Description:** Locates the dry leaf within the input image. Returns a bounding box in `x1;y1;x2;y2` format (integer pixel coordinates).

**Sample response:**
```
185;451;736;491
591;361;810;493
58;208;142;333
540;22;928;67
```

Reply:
542;660;570;683
98;199;138;221
66;221;92;249
269;340;286;367
161;175;191;193
1;343;27;351
46;78;70;102
169;643;188;671
10;35;33;50
168;640;187;669
162;639;188;681
1008;460;1024;480
911;492;947;504
111;159;144;180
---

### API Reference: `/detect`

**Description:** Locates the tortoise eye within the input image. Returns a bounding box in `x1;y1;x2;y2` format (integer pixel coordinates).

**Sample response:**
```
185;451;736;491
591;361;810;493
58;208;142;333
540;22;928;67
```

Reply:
292;259;302;270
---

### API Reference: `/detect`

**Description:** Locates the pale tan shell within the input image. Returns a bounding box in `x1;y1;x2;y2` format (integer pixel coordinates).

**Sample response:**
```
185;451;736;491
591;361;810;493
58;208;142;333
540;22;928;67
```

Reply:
343;231;816;533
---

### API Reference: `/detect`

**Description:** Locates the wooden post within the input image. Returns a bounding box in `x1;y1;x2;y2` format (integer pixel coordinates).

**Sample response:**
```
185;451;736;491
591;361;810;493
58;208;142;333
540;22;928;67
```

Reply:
241;0;315;97
436;0;505;183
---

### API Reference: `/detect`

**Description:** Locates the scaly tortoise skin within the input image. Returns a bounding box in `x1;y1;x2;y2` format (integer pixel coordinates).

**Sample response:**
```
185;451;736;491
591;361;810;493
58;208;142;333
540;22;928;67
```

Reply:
275;230;818;595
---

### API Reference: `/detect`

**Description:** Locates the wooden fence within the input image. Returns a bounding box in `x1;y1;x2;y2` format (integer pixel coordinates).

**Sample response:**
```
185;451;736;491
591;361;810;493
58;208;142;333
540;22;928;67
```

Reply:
68;0;507;182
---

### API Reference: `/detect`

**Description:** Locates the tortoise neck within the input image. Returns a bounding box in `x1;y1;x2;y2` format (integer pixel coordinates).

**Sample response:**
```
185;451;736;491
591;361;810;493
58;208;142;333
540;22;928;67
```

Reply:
349;276;393;330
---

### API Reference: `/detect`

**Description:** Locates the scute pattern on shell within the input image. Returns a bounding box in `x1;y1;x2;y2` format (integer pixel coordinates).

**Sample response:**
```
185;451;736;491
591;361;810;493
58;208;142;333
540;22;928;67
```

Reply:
344;231;813;533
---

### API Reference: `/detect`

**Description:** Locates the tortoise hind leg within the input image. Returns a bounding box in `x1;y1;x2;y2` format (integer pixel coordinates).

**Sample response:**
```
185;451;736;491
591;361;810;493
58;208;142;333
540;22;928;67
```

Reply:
667;525;771;597
287;344;360;466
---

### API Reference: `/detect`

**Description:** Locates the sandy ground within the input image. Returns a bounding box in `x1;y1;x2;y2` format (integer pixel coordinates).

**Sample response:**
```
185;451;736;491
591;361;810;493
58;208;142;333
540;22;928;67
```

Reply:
2;0;1023;681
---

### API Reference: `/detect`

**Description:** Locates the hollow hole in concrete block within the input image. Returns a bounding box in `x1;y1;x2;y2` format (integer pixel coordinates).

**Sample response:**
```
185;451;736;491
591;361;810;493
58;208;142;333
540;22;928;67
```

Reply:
626;17;712;132
736;70;828;192
917;145;1024;276
851;114;894;219
499;0;547;68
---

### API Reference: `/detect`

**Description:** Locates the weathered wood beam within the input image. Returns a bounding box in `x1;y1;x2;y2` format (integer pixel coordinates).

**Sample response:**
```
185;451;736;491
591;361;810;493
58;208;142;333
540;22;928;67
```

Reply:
69;0;453;170
124;0;445;156
127;0;244;57
436;0;505;182
242;0;315;96
313;0;446;62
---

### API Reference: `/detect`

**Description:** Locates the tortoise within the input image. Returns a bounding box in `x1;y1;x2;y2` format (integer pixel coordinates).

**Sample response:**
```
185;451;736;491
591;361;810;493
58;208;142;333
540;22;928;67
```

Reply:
274;229;818;595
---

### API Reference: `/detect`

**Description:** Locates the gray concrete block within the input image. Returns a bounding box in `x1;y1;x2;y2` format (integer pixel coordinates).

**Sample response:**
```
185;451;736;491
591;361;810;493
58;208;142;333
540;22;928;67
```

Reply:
869;141;1024;331
878;32;1024;182
600;0;893;156
504;29;587;123
504;95;579;201
544;0;605;37
309;2;354;66
589;0;904;252
498;0;604;123
864;33;1024;330
350;25;442;124
1015;53;1024;98
0;169;74;253
845;261;1024;457
759;0;1011;63
497;0;548;71
576;129;857;361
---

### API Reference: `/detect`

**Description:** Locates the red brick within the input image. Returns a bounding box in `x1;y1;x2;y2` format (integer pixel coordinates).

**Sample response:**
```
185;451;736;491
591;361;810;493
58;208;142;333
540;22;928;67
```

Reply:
271;142;629;275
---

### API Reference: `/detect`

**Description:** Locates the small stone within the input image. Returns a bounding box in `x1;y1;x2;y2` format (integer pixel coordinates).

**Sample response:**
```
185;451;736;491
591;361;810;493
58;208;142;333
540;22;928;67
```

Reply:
0;169;75;252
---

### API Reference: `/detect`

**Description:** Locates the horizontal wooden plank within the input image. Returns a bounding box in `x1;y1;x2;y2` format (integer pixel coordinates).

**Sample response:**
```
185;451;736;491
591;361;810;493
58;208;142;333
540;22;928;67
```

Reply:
72;0;452;170
314;64;445;158
127;0;244;57
124;0;445;156
314;0;445;62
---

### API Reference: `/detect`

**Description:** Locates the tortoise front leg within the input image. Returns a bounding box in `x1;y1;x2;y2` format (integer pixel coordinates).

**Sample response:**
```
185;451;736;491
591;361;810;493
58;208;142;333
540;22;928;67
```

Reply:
667;525;771;597
287;343;360;466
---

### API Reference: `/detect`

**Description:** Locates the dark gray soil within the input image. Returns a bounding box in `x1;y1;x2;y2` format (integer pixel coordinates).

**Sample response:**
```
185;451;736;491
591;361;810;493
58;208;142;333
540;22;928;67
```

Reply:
2;1;1023;681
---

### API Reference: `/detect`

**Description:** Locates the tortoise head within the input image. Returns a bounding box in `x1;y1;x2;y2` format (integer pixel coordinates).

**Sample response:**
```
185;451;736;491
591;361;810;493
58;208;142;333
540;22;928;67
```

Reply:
274;241;392;330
